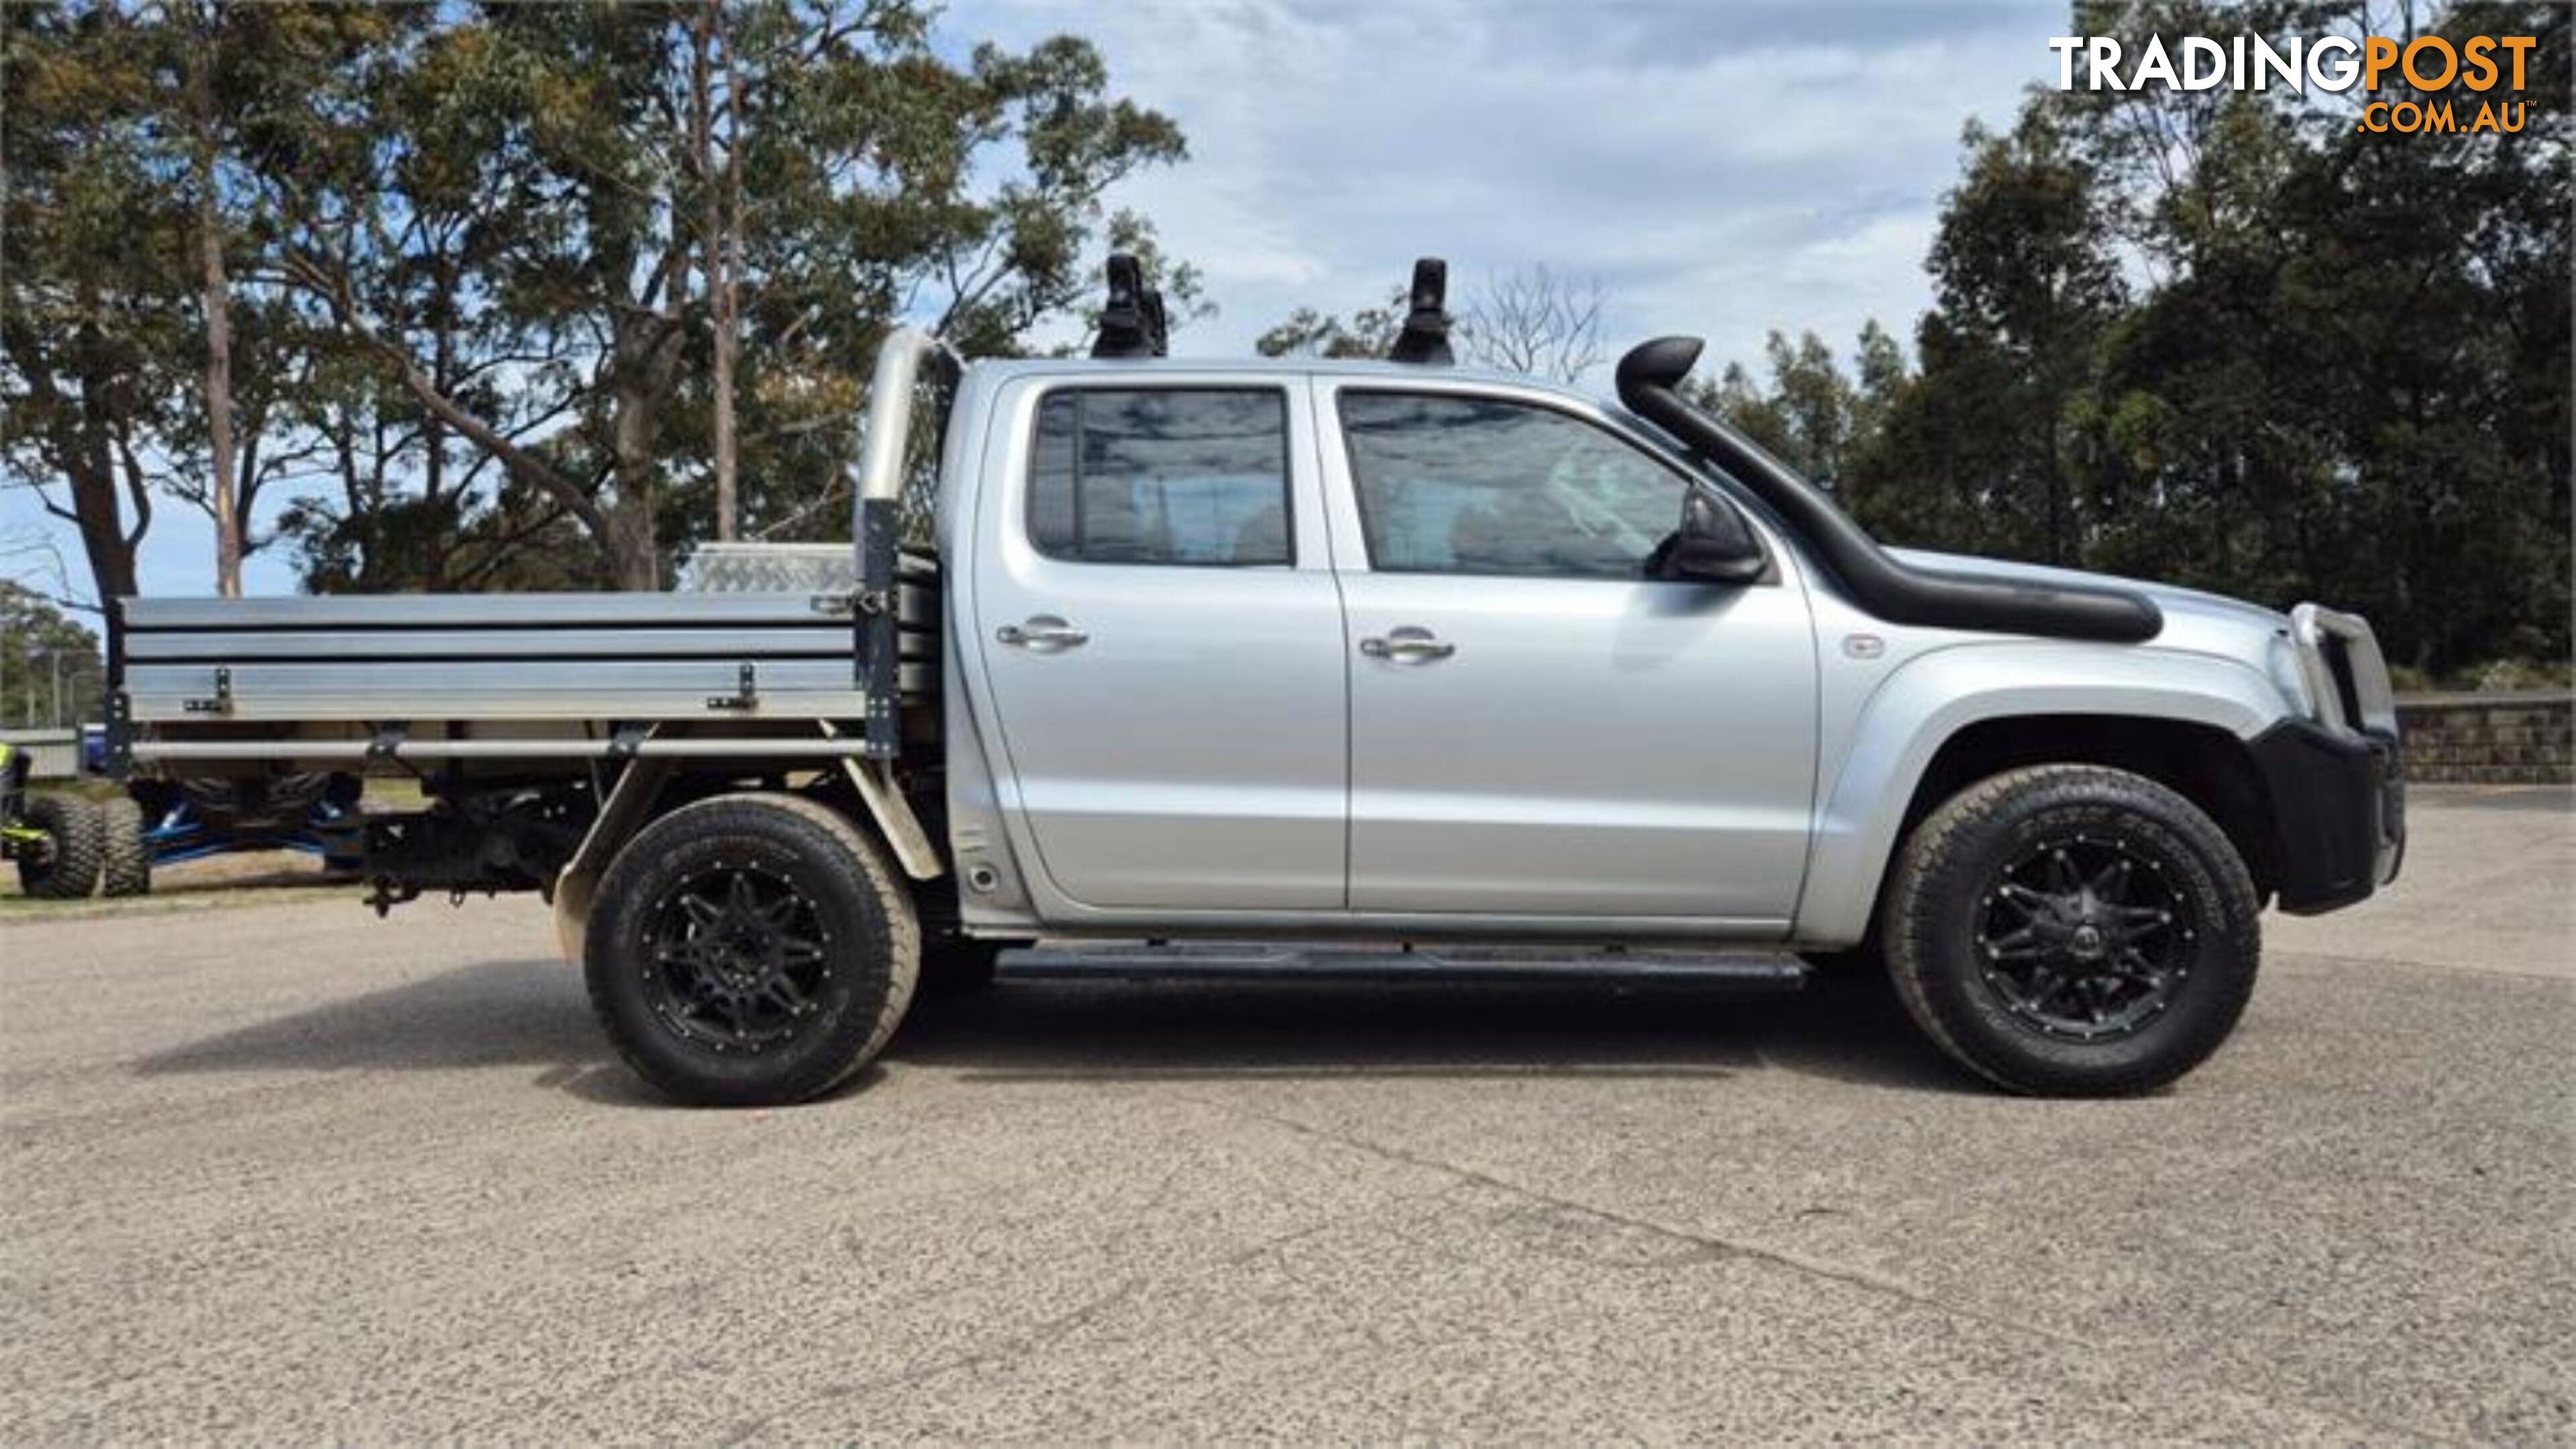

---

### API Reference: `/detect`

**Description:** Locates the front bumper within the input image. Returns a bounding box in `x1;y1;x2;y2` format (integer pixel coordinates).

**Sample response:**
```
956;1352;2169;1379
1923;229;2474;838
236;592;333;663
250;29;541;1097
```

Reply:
2259;604;2406;914
2253;717;2404;913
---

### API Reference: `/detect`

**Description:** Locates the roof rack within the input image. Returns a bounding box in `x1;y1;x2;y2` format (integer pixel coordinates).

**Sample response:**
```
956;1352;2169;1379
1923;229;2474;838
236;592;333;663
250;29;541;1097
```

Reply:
1387;257;1454;366
1091;252;1169;359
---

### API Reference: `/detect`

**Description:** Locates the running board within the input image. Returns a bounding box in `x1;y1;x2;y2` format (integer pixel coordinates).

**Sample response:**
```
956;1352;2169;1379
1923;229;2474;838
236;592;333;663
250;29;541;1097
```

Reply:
996;944;1811;990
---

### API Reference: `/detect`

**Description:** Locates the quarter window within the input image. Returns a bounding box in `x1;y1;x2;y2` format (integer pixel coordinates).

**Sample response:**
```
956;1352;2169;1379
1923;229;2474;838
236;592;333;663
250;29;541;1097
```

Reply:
1338;392;1691;580
1028;388;1291;566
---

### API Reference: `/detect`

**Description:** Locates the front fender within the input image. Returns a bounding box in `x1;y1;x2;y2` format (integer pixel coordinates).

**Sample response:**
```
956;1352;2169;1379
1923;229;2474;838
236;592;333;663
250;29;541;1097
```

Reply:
1792;643;2288;945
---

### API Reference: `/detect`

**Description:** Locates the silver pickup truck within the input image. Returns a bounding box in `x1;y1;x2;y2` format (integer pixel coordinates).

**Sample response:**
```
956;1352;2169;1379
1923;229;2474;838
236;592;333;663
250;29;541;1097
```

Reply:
107;258;2404;1105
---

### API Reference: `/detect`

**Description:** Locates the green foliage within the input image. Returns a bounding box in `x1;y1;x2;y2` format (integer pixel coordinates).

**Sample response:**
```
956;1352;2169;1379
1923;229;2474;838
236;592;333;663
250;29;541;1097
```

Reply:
1688;327;1893;497
1;3;193;606
1254;289;1409;361
1713;1;2570;676
5;0;1194;595
1255;266;1606;384
0;582;102;729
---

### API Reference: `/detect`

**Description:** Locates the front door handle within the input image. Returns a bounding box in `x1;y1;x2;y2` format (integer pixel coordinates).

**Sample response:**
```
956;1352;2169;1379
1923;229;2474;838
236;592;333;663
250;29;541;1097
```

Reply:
1358;626;1455;663
997;615;1089;650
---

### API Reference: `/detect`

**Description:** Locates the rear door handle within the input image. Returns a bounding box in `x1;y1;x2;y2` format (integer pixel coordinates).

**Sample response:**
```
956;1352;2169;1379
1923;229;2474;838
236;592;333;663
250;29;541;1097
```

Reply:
997;615;1089;650
1358;626;1455;663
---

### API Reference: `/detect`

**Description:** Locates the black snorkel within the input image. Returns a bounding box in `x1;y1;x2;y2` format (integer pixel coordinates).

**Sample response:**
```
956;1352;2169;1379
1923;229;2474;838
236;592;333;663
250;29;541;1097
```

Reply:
1615;336;2161;644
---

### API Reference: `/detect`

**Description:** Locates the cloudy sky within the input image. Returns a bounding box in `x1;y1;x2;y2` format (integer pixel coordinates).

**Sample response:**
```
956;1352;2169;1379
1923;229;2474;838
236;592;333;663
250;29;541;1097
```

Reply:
9;0;2068;602
963;0;2066;362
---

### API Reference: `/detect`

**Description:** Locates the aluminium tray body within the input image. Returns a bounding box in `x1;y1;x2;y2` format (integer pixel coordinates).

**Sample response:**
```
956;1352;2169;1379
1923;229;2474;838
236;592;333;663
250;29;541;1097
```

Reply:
117;584;935;727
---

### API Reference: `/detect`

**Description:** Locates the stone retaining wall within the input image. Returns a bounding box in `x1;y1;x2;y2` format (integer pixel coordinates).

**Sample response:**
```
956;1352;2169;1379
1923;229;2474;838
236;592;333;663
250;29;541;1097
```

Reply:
2394;691;2573;784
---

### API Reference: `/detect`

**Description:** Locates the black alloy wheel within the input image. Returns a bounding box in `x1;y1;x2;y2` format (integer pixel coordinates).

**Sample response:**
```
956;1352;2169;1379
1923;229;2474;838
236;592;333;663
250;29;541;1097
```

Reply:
643;861;835;1055
1970;833;2197;1042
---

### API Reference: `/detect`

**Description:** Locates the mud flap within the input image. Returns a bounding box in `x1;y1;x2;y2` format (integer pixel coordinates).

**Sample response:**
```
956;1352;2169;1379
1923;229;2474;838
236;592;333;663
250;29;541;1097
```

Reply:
550;752;675;967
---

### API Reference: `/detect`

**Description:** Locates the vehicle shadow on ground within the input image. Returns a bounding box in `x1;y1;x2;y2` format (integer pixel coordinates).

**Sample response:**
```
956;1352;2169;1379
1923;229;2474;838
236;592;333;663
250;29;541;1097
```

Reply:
131;956;1965;1102
129;957;623;1079
894;971;1959;1093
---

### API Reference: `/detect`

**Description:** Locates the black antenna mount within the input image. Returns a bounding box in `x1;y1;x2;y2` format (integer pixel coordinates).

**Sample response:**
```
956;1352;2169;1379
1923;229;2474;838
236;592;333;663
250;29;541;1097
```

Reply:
1091;253;1169;359
1387;257;1454;366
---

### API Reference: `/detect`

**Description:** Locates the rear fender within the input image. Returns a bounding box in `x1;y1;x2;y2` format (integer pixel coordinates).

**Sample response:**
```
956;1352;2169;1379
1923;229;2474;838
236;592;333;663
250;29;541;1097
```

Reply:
548;730;945;967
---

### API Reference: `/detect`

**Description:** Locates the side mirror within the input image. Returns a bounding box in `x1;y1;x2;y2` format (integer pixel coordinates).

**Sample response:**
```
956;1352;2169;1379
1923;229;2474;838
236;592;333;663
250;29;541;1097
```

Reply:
1651;490;1768;584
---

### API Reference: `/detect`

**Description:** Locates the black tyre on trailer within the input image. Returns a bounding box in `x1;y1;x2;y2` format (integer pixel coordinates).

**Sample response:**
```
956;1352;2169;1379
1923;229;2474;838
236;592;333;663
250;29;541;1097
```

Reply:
1883;765;2262;1097
17;795;105;900
98;794;151;898
584;792;920;1107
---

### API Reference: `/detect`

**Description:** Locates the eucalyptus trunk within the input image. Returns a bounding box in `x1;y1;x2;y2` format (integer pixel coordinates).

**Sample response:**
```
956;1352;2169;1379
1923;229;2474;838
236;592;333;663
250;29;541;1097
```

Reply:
188;19;241;598
692;1;741;542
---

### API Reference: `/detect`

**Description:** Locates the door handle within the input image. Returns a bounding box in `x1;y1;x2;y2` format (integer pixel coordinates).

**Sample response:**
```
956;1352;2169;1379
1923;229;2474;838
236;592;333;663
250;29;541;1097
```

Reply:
997;615;1089;650
1358;626;1455;663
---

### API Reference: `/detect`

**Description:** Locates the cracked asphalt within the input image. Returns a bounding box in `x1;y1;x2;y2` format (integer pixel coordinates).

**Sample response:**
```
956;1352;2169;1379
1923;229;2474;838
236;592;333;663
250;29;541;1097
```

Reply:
3;786;2569;1442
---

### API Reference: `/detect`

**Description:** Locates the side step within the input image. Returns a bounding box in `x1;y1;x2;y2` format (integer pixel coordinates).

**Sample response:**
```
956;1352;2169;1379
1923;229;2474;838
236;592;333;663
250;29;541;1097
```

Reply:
997;942;1810;991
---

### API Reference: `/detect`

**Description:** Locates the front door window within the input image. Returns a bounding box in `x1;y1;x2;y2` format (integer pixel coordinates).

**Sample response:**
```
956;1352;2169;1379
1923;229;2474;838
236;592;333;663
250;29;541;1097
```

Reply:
1338;392;1693;580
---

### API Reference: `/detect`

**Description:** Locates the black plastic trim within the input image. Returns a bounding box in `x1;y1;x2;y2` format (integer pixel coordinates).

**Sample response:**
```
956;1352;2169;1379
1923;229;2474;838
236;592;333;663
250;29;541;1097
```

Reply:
2251;716;2404;914
1615;336;2163;644
104;600;132;780
860;496;902;759
1387;258;1456;366
1091;253;1169;359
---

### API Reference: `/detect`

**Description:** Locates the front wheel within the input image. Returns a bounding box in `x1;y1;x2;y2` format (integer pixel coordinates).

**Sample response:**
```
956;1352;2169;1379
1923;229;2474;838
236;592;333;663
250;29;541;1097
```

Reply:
1884;765;2261;1096
584;793;919;1107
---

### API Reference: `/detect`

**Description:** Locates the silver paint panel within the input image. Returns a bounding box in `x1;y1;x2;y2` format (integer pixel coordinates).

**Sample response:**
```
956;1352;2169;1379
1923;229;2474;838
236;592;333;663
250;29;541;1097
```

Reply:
1312;376;1821;920
1021;906;1788;943
123;627;919;662
126;658;898;722
123;591;873;629
962;370;1351;911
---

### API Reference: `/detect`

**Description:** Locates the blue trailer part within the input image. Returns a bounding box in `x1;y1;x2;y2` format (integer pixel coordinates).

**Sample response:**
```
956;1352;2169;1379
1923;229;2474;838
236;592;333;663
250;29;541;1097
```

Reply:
85;729;364;879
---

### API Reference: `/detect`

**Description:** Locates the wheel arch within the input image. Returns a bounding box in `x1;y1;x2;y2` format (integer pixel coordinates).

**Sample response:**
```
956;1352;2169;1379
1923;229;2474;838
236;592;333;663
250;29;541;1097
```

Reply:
549;753;945;967
1794;643;2290;946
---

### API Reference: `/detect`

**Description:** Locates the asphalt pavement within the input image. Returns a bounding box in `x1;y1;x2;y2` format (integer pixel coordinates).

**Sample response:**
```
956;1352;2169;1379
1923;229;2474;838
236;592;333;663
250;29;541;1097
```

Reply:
1;786;2567;1442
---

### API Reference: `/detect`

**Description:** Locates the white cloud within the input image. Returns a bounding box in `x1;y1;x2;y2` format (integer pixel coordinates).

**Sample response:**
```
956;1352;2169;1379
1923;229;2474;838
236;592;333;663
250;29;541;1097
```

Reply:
12;1;2066;600
959;0;2061;375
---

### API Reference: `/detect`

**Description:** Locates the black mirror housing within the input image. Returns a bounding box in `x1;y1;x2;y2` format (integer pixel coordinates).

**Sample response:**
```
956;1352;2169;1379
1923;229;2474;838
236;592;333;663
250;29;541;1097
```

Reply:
1652;490;1768;584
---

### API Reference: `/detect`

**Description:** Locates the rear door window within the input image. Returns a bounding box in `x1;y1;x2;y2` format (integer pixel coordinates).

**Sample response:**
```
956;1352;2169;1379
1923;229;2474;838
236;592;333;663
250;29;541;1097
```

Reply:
1028;389;1292;566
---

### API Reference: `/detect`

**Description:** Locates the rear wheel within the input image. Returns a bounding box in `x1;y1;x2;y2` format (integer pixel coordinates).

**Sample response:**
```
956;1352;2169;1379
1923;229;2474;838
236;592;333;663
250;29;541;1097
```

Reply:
16;796;103;900
584;793;919;1107
1884;765;2260;1096
98;795;151;898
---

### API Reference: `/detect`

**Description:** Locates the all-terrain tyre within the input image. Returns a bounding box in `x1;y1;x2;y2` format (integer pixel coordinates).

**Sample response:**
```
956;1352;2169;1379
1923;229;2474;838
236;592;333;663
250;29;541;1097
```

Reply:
584;793;919;1107
98;795;152;898
1884;765;2261;1097
17;795;104;900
